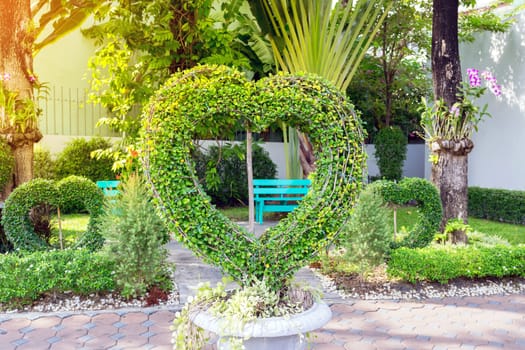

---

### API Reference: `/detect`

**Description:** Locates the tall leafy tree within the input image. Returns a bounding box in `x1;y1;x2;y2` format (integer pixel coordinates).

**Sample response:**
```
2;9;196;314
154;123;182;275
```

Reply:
0;0;102;196
86;0;269;161
371;1;431;129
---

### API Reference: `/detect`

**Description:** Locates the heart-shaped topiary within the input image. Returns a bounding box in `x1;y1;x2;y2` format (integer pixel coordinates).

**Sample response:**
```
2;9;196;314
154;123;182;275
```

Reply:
141;65;366;290
370;177;442;248
2;176;105;252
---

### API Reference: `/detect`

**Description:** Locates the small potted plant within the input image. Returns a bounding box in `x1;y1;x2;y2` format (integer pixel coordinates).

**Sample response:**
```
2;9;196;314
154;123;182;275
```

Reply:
140;65;366;349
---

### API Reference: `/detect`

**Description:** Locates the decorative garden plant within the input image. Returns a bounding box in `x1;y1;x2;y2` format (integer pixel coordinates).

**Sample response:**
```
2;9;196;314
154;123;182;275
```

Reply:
2;176;104;251
140;65;366;348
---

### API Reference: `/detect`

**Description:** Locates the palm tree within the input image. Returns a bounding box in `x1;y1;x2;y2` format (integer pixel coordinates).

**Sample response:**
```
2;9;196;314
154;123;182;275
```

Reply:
249;0;392;176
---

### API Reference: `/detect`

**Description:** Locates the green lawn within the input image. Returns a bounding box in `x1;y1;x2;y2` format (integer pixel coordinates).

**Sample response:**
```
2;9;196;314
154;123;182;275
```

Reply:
49;213;89;248
389;205;525;245
54;206;525;246
219;206;284;222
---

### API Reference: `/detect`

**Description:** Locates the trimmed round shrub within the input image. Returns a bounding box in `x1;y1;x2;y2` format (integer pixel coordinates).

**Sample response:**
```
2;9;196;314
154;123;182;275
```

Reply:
194;142;277;206
54;137;115;182
33;145;55;180
374;126;407;181
2;179;60;251
372;177;442;248
56;175;105;215
0;137;14;190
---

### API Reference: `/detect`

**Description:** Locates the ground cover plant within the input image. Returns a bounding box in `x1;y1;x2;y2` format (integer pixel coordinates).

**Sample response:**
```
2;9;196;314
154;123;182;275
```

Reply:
0;249;115;308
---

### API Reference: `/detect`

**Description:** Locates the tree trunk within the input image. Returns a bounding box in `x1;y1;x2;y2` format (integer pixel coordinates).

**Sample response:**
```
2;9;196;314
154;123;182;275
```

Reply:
246;130;255;233
432;0;461;108
10;132;40;185
432;0;469;239
297;131;315;178
430;139;473;244
0;0;39;195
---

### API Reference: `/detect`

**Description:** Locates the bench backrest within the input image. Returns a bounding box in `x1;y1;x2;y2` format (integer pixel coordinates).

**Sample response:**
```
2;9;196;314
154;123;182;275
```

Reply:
96;180;121;197
253;179;311;197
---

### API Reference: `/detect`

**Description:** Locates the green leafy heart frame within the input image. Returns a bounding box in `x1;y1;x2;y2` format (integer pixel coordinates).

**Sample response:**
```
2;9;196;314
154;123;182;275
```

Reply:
141;65;366;290
2;176;105;251
370;177;442;248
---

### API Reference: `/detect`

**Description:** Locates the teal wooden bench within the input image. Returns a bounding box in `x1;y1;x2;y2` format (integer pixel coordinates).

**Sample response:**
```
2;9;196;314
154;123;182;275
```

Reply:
253;179;311;224
96;180;121;197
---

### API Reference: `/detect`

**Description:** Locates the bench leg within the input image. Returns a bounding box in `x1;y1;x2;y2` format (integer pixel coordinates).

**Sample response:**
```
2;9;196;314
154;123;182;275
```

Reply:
256;202;264;224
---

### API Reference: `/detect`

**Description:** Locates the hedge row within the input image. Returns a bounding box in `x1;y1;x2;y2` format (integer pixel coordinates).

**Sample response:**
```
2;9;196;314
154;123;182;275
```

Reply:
387;245;525;284
469;187;525;225
0;249;115;305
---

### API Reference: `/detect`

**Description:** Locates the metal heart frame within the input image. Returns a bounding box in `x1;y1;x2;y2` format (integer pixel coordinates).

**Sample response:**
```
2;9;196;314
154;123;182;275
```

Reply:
141;65;365;290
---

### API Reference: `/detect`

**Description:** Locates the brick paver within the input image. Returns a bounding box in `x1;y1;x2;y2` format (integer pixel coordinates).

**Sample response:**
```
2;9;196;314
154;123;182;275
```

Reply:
0;294;523;349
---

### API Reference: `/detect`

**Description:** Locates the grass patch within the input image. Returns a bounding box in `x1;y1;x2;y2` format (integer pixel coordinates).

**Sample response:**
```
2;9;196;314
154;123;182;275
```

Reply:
468;217;525;245
53;206;525;246
49;213;89;248
388;206;525;245
220;206;249;221
218;206;284;222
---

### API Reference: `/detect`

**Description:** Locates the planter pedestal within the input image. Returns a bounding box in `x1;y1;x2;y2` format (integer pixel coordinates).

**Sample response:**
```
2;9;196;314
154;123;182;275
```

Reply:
193;301;332;350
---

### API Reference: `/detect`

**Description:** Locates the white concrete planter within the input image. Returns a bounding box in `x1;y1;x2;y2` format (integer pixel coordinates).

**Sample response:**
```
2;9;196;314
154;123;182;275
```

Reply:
192;301;332;350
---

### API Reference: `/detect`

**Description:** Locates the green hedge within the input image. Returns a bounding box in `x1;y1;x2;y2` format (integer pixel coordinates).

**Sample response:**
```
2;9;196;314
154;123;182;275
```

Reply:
0;249;115;305
374;126;407;181
469;187;525;225
54;137;115;182
387;245;525;284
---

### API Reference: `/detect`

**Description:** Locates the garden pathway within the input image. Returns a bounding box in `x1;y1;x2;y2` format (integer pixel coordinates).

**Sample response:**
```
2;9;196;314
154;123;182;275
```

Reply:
0;222;524;349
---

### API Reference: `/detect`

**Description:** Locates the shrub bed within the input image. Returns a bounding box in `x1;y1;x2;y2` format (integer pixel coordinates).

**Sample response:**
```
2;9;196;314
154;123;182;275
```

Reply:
54;137;115;182
387;245;525;284
469;186;525;225
0;249;115;305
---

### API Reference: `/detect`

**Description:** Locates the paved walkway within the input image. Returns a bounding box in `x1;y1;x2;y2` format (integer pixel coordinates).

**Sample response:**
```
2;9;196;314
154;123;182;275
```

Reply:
1;222;524;349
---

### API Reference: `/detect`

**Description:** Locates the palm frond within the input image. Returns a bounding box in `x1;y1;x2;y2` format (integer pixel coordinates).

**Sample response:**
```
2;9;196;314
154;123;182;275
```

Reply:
264;0;393;91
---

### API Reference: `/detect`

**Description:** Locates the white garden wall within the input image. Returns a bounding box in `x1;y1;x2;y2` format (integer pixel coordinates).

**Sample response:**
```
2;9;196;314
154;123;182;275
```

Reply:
40;135;425;180
457;8;525;190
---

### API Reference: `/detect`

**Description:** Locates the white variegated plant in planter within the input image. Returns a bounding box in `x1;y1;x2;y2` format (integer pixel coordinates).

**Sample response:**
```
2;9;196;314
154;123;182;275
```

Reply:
140;65;366;349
